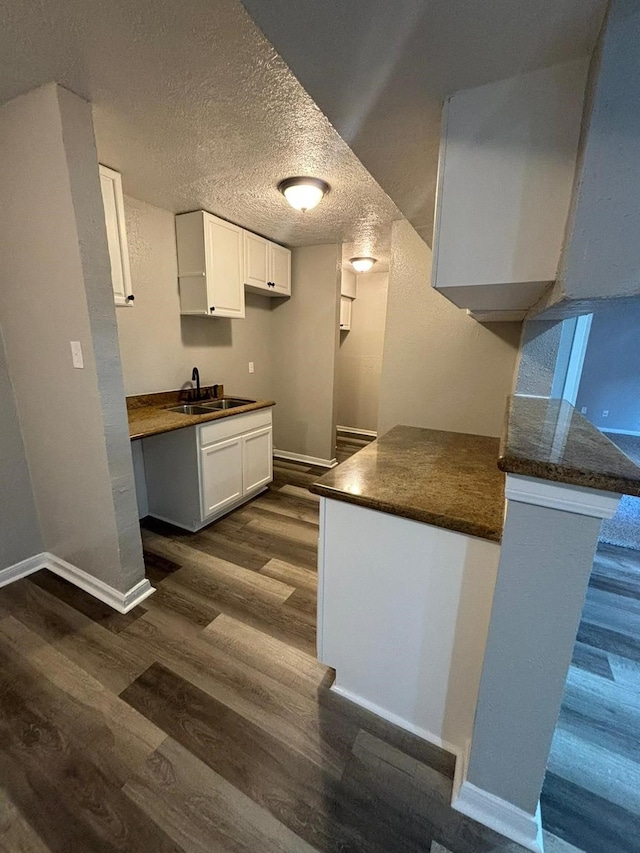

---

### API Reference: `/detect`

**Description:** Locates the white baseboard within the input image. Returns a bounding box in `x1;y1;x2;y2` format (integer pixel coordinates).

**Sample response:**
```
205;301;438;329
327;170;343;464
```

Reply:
336;426;377;439
330;683;461;765
453;780;544;853
0;553;44;588
45;554;155;613
602;428;640;438
273;450;337;468
0;551;155;614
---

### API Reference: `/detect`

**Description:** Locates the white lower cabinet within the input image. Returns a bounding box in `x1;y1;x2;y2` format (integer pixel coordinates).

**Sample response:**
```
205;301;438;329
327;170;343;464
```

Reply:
143;408;273;531
242;426;273;493
200;435;244;518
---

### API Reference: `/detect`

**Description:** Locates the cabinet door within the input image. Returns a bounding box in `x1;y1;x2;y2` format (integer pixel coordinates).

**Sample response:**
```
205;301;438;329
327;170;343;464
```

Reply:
242;426;273;494
204;213;245;318
270;243;291;296
244;231;270;290
200;435;243;518
99;165;133;307
339;296;352;330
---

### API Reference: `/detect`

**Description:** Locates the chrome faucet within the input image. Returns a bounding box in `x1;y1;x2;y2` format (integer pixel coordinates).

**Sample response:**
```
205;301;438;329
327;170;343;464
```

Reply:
191;366;201;401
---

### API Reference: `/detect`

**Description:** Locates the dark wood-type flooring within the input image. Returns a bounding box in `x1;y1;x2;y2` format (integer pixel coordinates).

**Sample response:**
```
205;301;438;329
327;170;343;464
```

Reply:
541;543;640;853
0;438;575;852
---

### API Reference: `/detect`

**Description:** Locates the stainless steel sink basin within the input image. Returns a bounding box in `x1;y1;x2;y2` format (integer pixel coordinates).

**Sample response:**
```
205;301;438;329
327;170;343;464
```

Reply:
202;398;255;410
167;404;214;415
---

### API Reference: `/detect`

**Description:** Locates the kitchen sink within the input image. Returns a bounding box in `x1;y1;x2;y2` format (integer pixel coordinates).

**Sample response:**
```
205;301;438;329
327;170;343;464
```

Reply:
167;404;215;415
202;398;255;410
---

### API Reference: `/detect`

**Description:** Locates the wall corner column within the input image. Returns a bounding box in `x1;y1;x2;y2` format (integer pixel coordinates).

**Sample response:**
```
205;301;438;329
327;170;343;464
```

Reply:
453;474;620;852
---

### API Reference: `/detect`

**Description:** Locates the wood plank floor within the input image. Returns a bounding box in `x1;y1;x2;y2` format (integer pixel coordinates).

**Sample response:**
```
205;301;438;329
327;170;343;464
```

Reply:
0;440;580;852
541;543;640;853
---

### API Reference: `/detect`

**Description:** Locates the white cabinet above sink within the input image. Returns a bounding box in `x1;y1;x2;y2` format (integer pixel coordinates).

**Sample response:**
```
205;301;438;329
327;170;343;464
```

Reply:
244;231;291;297
176;210;245;319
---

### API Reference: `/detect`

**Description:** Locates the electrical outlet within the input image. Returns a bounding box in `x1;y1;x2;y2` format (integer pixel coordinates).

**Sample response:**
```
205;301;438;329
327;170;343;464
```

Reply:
602;410;609;418
70;341;84;369
248;361;255;374
580;407;587;415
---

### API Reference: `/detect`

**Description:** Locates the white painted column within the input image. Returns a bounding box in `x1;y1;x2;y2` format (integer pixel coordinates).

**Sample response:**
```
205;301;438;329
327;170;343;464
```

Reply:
454;474;620;852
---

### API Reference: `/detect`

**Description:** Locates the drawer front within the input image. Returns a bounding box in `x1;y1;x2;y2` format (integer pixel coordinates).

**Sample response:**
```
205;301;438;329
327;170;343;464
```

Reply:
199;408;272;447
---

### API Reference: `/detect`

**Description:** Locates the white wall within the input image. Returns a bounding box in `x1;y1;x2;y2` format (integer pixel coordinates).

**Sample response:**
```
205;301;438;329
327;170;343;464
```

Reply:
336;271;388;433
0;84;144;592
116;195;274;400
378;220;521;438
0;331;42;570
271;244;341;463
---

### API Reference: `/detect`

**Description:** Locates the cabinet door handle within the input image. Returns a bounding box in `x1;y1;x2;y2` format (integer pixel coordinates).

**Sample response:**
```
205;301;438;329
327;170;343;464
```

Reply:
126;294;135;302
268;281;275;287
209;306;216;313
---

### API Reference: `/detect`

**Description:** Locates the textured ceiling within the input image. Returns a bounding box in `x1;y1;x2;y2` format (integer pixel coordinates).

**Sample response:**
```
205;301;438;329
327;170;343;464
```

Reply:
0;0;401;263
242;0;608;245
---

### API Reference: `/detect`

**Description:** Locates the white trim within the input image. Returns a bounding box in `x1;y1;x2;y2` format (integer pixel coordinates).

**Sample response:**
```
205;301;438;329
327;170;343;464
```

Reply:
561;313;592;405
505;474;621;519
316;497;327;662
45;554;155;613
602;427;640;437
273;450;337;468
336;426;377;439
0;551;155;614
453;781;544;853
330;683;461;766
0;553;44;588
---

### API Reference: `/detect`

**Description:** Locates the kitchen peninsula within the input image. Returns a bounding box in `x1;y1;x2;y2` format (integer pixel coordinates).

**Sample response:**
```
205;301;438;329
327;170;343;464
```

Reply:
312;396;640;852
311;424;505;761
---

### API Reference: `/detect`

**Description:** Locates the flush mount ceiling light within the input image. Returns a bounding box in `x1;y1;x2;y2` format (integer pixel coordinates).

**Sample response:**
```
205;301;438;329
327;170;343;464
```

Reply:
278;176;330;212
350;257;377;273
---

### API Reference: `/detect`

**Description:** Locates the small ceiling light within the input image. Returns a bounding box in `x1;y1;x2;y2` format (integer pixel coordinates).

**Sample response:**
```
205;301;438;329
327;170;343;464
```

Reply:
278;176;330;211
350;257;377;273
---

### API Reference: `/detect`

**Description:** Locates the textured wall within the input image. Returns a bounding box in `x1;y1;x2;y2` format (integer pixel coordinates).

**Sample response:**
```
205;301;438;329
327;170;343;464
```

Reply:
116;195;274;400
0;331;43;569
0;84;143;592
378;220;521;438
575;299;640;433
515;319;563;397
271;245;341;462
336;272;389;432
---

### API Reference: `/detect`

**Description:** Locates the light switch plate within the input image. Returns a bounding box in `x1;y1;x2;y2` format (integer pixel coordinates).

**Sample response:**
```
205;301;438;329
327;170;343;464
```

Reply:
248;361;254;374
70;341;84;369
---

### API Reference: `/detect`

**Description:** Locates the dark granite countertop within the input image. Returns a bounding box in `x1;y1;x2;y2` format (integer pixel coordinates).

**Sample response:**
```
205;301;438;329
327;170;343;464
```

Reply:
127;390;275;440
498;396;640;495
310;425;505;542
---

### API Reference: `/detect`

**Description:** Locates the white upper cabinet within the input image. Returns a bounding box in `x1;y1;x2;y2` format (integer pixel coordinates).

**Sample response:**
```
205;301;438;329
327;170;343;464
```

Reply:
99;165;134;307
270;242;291;296
431;59;588;321
176;211;245;319
244;231;291;297
244;231;270;290
339;295;352;331
341;268;357;299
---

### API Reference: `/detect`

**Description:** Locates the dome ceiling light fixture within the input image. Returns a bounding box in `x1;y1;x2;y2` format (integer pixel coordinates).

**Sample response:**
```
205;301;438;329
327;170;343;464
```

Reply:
350;256;377;273
278;176;330;212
